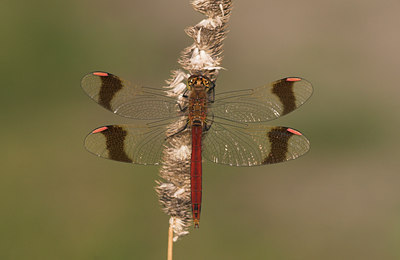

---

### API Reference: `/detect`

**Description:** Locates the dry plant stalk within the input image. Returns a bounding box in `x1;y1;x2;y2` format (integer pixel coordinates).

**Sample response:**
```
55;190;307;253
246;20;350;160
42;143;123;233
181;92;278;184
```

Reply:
167;224;173;260
155;0;233;242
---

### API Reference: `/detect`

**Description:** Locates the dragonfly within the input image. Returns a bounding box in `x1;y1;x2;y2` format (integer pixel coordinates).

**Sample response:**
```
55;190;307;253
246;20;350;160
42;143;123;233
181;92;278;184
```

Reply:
81;71;313;227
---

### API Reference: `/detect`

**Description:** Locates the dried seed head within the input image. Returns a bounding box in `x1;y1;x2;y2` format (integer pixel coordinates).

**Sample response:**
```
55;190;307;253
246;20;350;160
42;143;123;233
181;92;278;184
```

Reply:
156;0;232;241
192;0;232;18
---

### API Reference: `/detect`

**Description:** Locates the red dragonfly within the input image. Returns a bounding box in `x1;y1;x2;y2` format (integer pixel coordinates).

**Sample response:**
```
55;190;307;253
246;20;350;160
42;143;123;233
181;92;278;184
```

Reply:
81;72;313;227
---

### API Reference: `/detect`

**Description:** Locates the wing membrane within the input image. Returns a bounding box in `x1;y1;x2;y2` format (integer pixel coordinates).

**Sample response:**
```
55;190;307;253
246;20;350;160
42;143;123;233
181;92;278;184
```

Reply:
210;77;313;123
84;124;170;165
203;124;310;166
81;72;182;119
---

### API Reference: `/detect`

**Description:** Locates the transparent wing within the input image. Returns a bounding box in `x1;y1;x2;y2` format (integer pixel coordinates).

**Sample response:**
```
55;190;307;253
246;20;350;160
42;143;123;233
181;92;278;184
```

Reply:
84;124;171;165
210;77;313;123
202;123;310;166
81;71;183;119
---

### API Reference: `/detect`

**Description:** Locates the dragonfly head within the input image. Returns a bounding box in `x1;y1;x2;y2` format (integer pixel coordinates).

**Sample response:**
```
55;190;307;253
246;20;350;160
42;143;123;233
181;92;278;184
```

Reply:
187;75;212;91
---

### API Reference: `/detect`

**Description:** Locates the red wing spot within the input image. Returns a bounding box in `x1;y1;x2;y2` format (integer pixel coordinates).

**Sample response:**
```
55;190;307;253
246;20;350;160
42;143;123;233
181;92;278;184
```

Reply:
92;126;108;133
287;128;302;135
93;72;109;77
286;77;302;82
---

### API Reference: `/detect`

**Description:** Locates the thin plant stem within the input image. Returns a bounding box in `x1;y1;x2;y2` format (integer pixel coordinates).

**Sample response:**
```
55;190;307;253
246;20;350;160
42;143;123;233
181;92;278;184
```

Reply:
167;224;174;260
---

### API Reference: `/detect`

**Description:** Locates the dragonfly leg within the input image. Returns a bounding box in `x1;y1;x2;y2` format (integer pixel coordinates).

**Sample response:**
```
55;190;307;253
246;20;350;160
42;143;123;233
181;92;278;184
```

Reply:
204;112;214;132
207;84;215;103
166;121;189;139
178;102;188;113
182;89;189;98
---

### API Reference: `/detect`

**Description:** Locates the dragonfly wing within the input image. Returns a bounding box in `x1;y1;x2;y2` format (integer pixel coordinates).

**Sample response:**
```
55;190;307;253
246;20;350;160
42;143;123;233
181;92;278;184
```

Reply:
81;72;182;119
210;77;313;123
202;124;310;166
84;124;169;165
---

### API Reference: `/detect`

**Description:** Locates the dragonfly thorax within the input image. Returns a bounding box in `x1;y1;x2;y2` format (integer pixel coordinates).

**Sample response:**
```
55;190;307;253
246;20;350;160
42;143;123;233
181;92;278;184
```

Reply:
187;75;211;127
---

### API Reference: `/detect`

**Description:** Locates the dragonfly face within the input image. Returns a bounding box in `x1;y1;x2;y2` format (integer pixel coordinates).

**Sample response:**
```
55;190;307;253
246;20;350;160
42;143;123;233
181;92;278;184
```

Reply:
81;71;313;227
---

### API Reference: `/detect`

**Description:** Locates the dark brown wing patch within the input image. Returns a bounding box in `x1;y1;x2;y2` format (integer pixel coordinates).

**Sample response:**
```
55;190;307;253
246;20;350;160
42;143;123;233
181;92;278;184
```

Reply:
271;78;296;115
262;127;293;164
97;125;132;163
98;73;124;110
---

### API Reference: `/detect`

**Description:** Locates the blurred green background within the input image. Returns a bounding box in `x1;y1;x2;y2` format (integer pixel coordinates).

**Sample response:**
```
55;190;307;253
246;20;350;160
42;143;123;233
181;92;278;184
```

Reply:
1;0;400;259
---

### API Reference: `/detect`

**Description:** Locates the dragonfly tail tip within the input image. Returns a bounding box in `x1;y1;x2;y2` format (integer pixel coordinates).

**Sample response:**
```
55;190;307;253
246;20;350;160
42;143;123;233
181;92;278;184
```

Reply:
194;220;200;228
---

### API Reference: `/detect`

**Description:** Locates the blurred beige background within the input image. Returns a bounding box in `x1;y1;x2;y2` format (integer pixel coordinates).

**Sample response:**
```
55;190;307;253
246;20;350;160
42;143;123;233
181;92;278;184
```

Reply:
1;0;400;259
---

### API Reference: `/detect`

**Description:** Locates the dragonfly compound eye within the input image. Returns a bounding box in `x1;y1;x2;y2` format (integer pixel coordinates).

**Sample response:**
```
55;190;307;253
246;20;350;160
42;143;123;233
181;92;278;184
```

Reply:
202;79;210;88
188;78;195;90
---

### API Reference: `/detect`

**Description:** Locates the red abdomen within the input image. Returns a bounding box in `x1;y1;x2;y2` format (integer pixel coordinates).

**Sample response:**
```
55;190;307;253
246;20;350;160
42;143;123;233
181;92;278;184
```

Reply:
191;125;202;228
